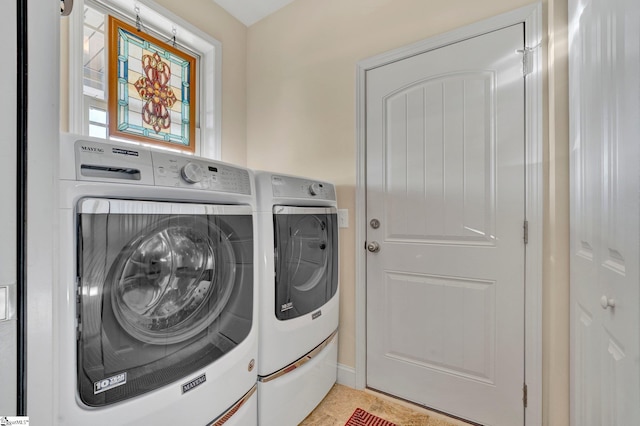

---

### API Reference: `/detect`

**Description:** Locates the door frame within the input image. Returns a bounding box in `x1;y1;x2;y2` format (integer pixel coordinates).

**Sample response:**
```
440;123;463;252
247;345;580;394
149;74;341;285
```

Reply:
353;3;543;425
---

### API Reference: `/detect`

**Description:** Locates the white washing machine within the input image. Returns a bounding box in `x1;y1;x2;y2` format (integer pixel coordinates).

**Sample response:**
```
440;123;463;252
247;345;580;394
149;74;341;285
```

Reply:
255;172;339;426
56;134;258;425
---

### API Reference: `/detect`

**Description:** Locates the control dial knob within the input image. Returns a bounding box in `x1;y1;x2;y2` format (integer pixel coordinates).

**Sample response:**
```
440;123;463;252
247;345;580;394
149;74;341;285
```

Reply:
181;162;204;184
309;183;322;196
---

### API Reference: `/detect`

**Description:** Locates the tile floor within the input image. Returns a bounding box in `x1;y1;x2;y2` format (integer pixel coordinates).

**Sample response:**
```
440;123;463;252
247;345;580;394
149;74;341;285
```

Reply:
300;384;473;426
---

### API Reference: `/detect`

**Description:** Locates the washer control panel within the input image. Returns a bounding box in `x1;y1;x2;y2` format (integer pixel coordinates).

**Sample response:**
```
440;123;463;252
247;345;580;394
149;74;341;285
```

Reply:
271;175;336;200
153;151;251;195
181;162;205;184
74;139;252;195
75;140;155;185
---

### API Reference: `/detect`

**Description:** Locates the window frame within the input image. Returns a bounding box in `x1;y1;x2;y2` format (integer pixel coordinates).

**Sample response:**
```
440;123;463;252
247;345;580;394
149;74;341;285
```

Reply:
67;0;222;158
85;98;108;139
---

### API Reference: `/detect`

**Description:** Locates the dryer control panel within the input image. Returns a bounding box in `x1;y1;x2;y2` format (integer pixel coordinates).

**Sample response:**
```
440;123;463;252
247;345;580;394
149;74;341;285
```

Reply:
271;175;336;200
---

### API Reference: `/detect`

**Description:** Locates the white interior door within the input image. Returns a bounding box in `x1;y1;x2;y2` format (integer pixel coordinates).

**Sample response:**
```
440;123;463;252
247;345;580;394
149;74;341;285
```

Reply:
0;0;18;415
366;24;526;425
569;0;640;424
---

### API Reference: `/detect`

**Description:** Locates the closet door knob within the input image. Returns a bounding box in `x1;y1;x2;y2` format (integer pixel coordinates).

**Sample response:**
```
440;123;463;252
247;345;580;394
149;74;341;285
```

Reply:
600;295;616;310
61;0;74;16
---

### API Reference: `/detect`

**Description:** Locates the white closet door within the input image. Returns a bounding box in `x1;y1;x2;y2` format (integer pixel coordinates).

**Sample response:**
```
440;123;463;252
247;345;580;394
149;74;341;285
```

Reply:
569;0;640;424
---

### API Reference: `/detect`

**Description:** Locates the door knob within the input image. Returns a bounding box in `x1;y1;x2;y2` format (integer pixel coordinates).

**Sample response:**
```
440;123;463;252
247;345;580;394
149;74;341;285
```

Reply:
367;241;381;253
600;295;616;310
61;0;74;16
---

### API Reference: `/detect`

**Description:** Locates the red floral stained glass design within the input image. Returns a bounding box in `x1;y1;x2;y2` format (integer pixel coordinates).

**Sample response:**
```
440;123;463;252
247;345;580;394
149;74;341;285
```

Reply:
108;16;196;153
134;52;178;133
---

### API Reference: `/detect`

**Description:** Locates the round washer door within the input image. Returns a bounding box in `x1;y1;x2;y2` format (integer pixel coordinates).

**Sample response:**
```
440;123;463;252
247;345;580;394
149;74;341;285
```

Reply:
109;218;236;345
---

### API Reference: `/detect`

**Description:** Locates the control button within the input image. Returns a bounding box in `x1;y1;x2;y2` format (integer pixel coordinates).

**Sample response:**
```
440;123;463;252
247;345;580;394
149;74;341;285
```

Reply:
181;162;204;184
309;183;322;196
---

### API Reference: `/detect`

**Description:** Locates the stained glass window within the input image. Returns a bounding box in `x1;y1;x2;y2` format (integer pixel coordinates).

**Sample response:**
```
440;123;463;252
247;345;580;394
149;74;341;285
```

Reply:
108;16;197;153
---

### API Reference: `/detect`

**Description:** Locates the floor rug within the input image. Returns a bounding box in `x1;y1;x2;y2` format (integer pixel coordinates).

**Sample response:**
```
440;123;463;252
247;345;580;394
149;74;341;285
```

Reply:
344;408;397;426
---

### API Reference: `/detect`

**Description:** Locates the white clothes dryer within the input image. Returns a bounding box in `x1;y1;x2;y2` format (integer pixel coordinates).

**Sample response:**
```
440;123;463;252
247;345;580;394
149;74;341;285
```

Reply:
56;134;258;426
255;172;339;426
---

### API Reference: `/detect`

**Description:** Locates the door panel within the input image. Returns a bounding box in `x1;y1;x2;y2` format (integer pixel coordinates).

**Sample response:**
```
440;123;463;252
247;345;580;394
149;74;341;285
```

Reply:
366;24;525;425
384;72;496;244
573;307;596;426
384;272;496;382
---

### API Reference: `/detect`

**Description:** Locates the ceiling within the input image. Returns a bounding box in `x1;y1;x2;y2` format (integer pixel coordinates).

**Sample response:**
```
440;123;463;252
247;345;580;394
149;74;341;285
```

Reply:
213;0;296;26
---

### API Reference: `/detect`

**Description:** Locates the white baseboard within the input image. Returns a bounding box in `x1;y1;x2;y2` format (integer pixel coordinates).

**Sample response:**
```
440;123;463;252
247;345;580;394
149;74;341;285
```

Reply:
337;363;356;388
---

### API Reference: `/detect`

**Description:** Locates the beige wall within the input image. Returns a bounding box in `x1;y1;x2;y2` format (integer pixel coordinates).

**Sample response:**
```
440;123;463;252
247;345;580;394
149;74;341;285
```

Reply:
247;0;570;425
60;0;248;165
155;0;248;165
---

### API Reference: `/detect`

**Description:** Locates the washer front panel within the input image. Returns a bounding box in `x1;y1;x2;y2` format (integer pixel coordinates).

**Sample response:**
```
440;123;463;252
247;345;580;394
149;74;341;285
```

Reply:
76;198;254;406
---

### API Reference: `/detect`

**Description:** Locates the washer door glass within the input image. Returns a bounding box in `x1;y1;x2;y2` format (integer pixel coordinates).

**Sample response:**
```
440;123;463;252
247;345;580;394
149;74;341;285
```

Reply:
273;207;338;320
76;199;253;407
110;219;235;345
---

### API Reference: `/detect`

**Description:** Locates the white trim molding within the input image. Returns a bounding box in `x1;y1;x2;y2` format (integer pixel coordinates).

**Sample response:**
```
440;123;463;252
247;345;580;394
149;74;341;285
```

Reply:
337;363;357;389
354;3;543;425
27;0;60;422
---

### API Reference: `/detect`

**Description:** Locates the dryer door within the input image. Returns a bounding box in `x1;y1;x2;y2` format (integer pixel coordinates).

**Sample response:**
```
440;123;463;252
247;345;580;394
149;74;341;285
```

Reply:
76;199;253;407
273;206;338;320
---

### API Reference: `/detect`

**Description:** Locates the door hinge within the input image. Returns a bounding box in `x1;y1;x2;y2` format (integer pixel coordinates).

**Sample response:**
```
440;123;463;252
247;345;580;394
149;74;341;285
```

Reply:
517;47;535;76
523;383;528;407
523;220;529;244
